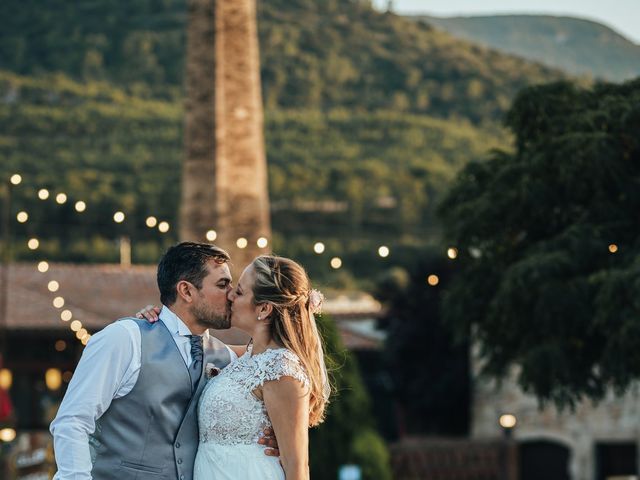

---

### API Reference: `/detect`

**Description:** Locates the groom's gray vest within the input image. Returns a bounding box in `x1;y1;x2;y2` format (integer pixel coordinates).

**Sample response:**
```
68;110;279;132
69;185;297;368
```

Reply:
89;318;232;480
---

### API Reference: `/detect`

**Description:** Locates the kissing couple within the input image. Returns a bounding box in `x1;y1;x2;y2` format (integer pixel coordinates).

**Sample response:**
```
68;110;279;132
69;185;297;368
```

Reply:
51;241;330;480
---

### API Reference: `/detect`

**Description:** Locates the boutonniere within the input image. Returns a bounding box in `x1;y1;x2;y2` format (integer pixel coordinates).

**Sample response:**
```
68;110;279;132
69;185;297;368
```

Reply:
205;362;221;379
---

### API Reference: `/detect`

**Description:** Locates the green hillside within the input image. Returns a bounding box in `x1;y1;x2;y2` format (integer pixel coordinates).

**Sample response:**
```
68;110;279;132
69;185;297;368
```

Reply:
0;70;507;279
412;14;640;82
0;0;565;123
0;0;572;279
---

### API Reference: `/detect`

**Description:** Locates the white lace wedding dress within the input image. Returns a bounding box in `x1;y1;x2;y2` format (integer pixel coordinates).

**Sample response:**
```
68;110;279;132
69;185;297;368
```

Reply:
194;346;310;480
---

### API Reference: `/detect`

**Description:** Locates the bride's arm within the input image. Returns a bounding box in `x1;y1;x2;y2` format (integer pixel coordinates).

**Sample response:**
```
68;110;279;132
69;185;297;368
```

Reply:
262;378;310;480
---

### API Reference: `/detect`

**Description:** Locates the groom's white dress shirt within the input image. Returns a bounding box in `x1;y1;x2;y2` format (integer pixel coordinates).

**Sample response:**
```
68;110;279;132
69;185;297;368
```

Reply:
50;306;237;480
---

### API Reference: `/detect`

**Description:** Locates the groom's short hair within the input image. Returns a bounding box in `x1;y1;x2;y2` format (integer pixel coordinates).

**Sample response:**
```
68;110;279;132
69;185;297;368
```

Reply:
157;242;230;305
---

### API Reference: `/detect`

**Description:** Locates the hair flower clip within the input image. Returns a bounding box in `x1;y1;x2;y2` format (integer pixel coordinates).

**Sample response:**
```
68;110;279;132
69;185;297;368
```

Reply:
308;289;325;315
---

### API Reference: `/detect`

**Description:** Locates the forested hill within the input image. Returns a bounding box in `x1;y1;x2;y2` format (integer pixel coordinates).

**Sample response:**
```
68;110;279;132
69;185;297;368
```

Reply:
411;14;640;82
0;0;574;276
0;0;565;123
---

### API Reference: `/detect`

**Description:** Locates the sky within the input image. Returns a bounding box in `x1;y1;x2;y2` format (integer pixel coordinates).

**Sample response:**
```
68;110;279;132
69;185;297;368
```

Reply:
374;0;640;44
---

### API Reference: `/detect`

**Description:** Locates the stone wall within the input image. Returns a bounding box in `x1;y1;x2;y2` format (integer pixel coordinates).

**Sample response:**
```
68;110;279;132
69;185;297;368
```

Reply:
472;366;640;480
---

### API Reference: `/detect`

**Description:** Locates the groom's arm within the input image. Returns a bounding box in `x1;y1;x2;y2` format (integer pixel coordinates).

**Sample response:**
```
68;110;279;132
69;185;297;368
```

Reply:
50;322;140;480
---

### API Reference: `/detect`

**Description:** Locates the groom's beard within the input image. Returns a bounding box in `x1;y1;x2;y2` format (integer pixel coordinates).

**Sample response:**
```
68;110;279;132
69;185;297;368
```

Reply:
191;302;231;330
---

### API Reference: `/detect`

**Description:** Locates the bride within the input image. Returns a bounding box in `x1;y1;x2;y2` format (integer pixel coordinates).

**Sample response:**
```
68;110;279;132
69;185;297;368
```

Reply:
142;255;330;480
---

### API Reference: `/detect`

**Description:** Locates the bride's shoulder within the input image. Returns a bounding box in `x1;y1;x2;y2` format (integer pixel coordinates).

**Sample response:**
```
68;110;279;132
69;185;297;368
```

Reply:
253;348;309;387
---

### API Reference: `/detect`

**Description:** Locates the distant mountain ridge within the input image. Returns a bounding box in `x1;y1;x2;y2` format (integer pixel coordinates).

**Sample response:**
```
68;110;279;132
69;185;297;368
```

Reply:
409;14;640;82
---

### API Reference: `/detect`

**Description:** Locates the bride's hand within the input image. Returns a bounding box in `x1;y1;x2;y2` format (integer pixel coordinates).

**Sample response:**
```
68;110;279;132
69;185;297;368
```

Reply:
135;305;161;322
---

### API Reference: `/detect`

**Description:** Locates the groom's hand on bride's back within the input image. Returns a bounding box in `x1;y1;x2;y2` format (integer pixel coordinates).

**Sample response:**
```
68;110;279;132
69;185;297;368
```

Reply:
135;305;161;322
259;427;280;457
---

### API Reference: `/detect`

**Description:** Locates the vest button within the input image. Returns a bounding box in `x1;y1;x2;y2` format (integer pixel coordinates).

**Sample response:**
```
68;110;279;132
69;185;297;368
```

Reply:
180;476;185;480
175;442;181;448
177;459;183;464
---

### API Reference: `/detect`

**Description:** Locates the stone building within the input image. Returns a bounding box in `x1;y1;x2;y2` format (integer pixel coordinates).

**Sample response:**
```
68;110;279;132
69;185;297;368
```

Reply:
472;362;640;480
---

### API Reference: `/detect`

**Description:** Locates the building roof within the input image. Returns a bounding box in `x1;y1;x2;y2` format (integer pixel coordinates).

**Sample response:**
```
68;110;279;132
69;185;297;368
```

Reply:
1;263;383;350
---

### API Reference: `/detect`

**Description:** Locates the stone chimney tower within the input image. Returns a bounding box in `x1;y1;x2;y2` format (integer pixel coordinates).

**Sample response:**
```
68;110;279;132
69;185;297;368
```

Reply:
181;0;271;271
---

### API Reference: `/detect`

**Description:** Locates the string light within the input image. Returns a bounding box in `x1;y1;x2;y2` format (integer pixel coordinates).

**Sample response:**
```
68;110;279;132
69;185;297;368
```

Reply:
0;369;12;390
609;244;618;253
45;368;62;390
16;178;436;271
499;414;517;429
18;184;193;348
0;428;16;442
18;179;472;352
39;261;88;347
10;174;22;185
17;179;468;270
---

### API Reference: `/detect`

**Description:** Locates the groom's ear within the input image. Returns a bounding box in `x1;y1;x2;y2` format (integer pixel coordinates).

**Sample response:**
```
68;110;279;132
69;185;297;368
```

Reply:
176;280;194;303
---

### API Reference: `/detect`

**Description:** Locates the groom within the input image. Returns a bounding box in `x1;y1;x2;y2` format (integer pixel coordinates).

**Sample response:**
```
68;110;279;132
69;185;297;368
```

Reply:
51;242;276;479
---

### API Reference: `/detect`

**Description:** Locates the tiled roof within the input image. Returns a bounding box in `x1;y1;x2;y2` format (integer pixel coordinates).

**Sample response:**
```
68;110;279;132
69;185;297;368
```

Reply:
1;263;382;349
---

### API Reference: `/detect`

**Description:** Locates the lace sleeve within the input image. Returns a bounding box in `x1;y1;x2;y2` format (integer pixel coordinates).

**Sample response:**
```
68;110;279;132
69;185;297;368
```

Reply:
250;349;310;391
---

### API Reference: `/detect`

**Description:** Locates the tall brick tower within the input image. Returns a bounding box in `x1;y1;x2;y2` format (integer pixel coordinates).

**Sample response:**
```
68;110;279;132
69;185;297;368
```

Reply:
181;0;271;271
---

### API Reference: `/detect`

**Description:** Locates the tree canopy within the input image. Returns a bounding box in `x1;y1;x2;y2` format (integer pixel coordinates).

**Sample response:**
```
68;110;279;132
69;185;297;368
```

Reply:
439;79;640;407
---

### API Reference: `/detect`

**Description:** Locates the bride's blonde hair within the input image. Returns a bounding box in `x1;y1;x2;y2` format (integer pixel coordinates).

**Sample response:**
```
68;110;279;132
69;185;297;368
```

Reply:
251;255;330;426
